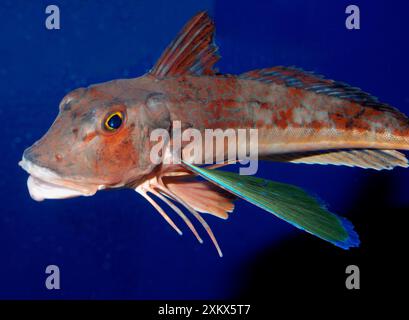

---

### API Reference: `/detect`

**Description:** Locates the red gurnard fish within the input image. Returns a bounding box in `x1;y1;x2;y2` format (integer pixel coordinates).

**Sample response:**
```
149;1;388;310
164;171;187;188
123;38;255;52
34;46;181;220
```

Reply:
20;12;409;256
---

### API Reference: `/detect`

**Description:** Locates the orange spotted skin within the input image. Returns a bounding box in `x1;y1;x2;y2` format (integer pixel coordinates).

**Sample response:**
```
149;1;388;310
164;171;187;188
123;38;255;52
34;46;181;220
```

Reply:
22;71;409;192
21;11;409;194
161;74;409;154
22;79;164;189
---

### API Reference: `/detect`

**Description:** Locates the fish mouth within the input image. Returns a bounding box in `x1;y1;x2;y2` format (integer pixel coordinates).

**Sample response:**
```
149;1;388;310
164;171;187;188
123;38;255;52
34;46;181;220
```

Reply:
19;156;102;201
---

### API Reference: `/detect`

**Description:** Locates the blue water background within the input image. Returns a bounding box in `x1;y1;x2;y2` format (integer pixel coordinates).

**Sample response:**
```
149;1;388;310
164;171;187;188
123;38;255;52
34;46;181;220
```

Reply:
0;0;408;298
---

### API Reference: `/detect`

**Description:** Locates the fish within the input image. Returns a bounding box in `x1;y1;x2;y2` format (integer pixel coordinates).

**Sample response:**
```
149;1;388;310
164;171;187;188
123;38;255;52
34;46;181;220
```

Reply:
19;11;409;256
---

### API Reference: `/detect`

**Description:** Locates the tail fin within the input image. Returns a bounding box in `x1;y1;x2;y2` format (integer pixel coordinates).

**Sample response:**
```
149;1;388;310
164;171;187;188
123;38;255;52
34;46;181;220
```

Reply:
183;161;360;249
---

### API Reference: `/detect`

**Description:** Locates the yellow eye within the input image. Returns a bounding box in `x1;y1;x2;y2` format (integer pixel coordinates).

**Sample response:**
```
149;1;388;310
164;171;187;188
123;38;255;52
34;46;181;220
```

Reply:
104;111;124;131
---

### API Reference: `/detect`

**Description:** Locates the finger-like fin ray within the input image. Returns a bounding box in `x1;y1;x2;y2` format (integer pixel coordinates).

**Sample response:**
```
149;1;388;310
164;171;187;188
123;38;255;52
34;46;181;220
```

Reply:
149;186;203;244
135;185;183;236
156;182;223;257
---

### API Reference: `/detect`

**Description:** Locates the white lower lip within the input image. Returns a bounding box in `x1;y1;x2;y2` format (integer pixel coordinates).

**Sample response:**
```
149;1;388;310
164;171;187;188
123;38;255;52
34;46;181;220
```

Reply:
27;175;86;201
19;157;96;201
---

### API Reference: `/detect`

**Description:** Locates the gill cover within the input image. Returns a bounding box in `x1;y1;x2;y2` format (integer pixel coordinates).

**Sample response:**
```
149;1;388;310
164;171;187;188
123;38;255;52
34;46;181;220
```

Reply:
143;92;171;129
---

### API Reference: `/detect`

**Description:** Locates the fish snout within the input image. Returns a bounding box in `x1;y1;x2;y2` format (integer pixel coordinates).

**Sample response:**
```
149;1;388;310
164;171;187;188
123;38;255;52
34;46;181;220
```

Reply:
19;145;100;201
22;142;66;175
22;145;39;164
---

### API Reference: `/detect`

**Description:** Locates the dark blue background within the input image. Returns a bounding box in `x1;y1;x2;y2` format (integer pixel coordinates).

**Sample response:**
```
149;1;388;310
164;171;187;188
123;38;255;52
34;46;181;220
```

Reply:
0;0;408;299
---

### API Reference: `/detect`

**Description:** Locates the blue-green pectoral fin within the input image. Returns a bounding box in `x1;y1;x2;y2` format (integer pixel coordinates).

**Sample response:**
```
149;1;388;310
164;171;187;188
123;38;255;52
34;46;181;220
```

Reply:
182;161;360;249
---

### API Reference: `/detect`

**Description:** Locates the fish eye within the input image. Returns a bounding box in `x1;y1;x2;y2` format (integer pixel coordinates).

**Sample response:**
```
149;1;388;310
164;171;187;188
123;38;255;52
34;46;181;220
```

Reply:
104;111;124;131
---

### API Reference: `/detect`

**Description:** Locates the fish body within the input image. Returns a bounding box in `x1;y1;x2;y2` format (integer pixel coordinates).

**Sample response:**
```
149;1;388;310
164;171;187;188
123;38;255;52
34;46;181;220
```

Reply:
159;74;409;154
19;12;409;256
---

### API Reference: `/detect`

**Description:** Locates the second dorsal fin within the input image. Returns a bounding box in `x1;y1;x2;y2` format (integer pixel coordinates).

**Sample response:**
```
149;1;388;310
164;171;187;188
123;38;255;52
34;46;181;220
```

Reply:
240;66;404;115
150;11;220;78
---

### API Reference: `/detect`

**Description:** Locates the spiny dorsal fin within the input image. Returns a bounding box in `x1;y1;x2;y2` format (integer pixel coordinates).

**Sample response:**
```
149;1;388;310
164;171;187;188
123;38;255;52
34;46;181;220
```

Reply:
150;12;220;78
240;66;405;117
263;149;409;171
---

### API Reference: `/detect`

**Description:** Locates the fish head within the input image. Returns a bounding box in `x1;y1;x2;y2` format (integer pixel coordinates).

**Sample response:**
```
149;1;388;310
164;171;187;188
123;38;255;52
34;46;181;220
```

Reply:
19;81;171;201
